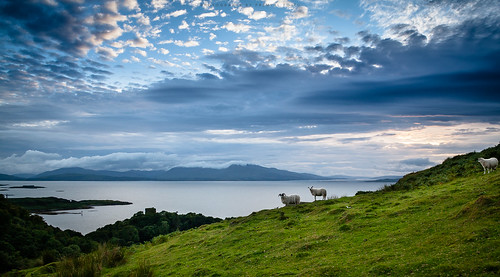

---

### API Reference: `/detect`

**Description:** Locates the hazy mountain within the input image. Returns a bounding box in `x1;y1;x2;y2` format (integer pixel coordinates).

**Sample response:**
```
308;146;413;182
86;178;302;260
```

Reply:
0;174;23;181
8;164;329;181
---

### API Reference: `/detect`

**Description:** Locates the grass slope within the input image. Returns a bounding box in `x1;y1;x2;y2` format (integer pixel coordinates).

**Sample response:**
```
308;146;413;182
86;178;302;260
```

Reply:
103;174;499;275
19;146;500;276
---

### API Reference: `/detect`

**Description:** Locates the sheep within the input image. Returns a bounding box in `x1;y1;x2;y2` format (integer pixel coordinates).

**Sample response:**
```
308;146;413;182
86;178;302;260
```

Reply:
478;157;498;174
278;193;300;206
308;186;327;201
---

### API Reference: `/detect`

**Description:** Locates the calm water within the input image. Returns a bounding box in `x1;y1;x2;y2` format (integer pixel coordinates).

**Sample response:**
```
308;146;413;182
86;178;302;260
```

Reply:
2;180;389;234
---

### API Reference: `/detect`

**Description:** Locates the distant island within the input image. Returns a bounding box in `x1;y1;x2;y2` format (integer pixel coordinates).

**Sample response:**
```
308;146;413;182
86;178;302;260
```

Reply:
0;164;329;181
8;197;132;214
9;185;45;189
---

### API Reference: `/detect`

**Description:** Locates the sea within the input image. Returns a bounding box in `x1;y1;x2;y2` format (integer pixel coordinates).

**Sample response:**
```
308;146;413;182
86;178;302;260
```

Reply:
1;180;391;234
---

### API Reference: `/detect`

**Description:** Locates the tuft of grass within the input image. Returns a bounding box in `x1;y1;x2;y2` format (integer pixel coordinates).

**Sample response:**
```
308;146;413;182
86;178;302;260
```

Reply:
129;259;154;277
54;243;124;277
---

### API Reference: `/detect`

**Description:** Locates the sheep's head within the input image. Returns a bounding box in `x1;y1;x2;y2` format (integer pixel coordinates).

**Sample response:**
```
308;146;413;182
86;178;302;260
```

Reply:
278;193;285;197
478;158;484;162
308;186;313;190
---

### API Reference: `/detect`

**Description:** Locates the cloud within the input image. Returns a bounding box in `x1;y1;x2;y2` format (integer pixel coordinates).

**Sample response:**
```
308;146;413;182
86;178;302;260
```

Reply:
0;150;181;174
291;6;309;19
361;0;500;41
264;23;297;41
151;0;168;11
96;46;124;60
223;22;251;33
264;0;295;9
126;35;153;48
330;9;351;19
388;157;436;173
0;0;95;56
122;0;140;11
130;12;151;26
164;9;187;18
197;11;218;19
104;1;119;13
174;40;200;47
1;0;499;177
238;7;269;20
399;158;435;167
179;20;190;30
0;150;62;174
134;49;147;57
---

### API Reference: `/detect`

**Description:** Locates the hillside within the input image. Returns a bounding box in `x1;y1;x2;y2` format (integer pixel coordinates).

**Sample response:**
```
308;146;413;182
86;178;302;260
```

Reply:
17;145;500;276
0;195;97;274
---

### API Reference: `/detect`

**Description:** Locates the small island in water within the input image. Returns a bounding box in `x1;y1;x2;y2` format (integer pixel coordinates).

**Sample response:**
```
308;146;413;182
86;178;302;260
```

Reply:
9;184;46;189
7;197;132;214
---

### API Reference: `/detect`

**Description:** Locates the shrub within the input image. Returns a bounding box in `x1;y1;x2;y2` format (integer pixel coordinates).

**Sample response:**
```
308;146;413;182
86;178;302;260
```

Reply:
55;243;125;277
130;259;154;277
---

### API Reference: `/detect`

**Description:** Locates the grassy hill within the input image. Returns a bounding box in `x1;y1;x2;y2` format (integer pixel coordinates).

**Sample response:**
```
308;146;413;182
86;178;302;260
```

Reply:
18;145;500;276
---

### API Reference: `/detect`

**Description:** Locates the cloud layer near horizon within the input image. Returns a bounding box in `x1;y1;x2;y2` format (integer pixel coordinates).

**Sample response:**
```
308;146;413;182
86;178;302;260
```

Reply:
0;0;499;176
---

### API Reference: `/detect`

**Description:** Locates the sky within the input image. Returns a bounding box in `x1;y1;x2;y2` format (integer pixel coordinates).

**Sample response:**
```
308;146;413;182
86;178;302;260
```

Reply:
0;0;499;177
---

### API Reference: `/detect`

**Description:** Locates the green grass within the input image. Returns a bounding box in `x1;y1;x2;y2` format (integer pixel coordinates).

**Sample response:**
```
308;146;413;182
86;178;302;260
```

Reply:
16;145;500;276
97;171;500;276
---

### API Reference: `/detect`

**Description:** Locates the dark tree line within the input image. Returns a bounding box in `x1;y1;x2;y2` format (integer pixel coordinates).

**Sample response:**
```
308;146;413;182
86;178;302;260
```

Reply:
0;194;97;273
0;196;222;273
86;207;222;246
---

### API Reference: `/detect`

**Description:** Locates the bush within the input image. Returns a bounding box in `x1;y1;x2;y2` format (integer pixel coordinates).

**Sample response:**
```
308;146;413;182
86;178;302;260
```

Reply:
87;209;221;246
55;243;125;277
130;259;154;277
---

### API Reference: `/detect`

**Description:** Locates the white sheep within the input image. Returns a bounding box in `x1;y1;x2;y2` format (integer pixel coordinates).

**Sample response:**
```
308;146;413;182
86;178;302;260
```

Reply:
307;186;326;201
278;193;300;206
478;157;498;174
308;186;327;201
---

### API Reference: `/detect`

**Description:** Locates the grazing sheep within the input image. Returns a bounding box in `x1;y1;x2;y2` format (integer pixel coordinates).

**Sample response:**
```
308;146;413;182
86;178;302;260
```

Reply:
308;186;327;201
278;193;300;206
478;157;498;174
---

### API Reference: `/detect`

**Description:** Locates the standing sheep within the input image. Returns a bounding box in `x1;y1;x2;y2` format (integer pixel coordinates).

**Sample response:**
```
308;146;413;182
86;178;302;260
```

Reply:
278;193;300;206
308;186;327;201
478;157;498;174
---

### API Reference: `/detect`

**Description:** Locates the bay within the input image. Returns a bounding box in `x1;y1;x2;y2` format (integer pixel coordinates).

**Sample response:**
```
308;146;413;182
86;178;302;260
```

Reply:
3;180;390;234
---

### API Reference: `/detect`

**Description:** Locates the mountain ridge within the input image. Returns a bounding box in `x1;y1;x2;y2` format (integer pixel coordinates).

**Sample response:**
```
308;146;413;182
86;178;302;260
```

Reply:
0;164;330;181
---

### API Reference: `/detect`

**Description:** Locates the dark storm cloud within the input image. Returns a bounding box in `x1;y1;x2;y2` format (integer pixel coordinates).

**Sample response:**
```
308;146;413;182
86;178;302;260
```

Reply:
303;18;500;78
137;17;500;135
302;71;500;111
0;0;93;56
0;0;121;98
292;19;500;122
0;49;115;97
143;80;218;104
